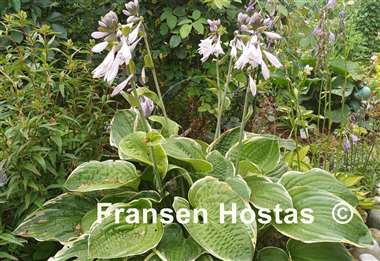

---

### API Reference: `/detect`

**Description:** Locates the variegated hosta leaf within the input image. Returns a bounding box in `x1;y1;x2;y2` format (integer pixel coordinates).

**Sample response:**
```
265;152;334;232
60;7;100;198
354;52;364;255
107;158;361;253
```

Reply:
149;115;181;137
110;109;141;148
265;161;288;179
173;177;257;261
226;136;280;174
244;175;292;210
88;199;164;259
155;224;205;261
205;150;234;180
287;240;352;261
279;168;358;207
119;131;168;177
196;255;215;261
64;160;140;192
49;236;90;261
208;127;241;155
274;186;373;247
80;209;97;234
162;137;212;173
14;194;95;243
101;190;162;204
238;160;262;177
165;165;194;187
255;247;289;261
225;176;251;201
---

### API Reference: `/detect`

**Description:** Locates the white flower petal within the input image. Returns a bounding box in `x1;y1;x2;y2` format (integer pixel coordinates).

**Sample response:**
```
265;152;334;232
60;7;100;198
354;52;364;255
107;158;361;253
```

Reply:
249;75;257;97
264;32;282;40
128;21;141;44
91;31;109;39
92;48;116;78
111;74;134;97
261;61;270;80
263;50;282;68
92;41;109;53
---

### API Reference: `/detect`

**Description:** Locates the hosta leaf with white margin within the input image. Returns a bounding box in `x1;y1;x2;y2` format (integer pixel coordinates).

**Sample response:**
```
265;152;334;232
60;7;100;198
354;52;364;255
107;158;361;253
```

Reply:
173;177;257;261
80;209;97;234
88;199;164;259
274;186;373;247
101;190;161;204
255;247;289;261
155;224;205;261
265;161;288;180
162;137;212;173
287;240;352;261
279;168;358;207
165;165;193;187
64;160;140;192
244;175;292;210
226;136;280;173
119;131;168;177
14;194;95;243
208;127;242;155
49;236;90;261
205;150;234;180
149;115;181;137
225;175;251;201
238;160;262;177
110;109;141;148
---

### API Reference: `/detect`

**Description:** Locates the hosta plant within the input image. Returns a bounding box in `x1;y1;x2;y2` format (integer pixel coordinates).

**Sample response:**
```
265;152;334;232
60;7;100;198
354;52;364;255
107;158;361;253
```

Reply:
14;1;373;260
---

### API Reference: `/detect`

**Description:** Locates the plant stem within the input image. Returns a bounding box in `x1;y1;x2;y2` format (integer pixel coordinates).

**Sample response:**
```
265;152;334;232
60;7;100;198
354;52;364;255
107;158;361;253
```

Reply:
214;59;222;140
128;79;164;195
235;79;253;175
215;55;234;141
141;24;169;126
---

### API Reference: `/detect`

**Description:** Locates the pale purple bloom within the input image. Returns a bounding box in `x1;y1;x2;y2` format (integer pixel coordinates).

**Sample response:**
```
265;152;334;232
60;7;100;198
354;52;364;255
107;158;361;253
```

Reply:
208;19;220;32
111;74;134;97
140;96;155;117
92;41;109;53
351;134;359;144
312;26;323;37
263;50;282;68
264;32;282;40
92;47;117;81
246;1;255;13
263;18;274;29
325;0;337;10
300;129;308;139
343;136;351;152
198;36;224;63
238;13;250;25
248;74;256;96
123;0;139;17
339;10;345;18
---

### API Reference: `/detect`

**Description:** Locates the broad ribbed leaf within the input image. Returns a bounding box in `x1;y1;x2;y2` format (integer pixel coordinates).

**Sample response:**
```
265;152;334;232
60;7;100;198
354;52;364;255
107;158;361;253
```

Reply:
279;169;358;206
101;190;161;204
208;127;241;155
89;199;164;259
255;247;289;261
110;109;140;148
51;236;90;261
274;186;372;247
226;136;280;173
64;160;140;192
119;132;168;177
287;240;352;261
245;175;292;210
173;177;257;261
14;194;94;243
238;160;262;177
163;137;212;173
206;150;234;179
149;115;181;137
156;224;204;261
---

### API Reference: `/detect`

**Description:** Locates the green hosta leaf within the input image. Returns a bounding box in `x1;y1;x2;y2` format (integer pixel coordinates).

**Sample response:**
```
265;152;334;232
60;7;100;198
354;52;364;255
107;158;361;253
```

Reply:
119;132;168;177
64;160;140;192
14;194;94;243
255;247;289;261
226;136;280;173
163;137;212;173
208;127;241;155
279;169;358;207
206;150;234;179
245;175;292;210
51;236;90;261
101;190;162;204
156;224;204;261
149;115;181;137
80;209;97;234
225;175;251;201
173;177;257;261
110;109;140;148
287;240;352;261
89;199;164;259
197;255;215;261
238;160;262;177
167;14;177;29
274;186;373;247
266;161;288;179
203;0;231;9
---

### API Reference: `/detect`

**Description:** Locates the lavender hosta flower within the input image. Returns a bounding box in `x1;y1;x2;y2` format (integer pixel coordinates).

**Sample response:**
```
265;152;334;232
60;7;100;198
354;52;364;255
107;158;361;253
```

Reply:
245;0;255;13
325;0;337;10
351;134;360;144
198;36;224;63
91;11;119;53
339;10;345;18
312;26;323;37
140;96;155;117
208;19;220;33
263;31;282;40
111;74;134;97
249;74;257;96
123;0;139;17
343;136;351;152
